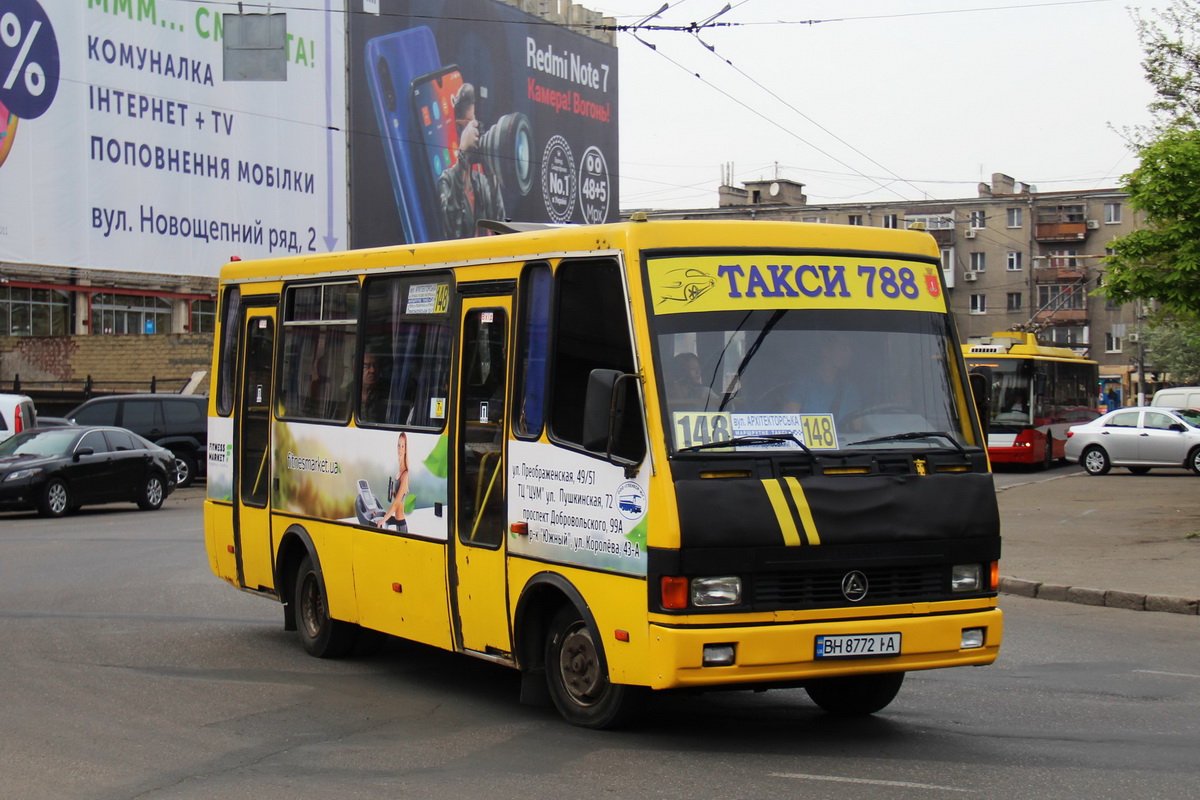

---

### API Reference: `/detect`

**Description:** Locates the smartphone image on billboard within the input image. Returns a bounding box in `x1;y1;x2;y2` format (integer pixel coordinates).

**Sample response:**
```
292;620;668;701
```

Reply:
364;26;441;244
410;65;465;190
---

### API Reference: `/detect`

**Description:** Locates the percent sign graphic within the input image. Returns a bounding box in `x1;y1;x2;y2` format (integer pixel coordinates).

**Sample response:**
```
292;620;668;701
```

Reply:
0;0;58;120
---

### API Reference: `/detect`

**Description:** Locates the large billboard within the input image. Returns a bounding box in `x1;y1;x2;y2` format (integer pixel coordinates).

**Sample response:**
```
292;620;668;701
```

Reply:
349;0;618;247
0;0;348;276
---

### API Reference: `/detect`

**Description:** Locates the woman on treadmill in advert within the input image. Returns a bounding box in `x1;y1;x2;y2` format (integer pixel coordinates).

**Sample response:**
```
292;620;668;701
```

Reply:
379;432;410;533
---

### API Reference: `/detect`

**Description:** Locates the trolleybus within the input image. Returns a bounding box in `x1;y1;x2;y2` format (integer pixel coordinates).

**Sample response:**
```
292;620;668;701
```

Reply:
963;332;1100;468
204;219;1003;727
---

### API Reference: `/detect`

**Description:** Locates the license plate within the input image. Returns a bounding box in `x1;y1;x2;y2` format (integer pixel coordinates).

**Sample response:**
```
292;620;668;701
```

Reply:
815;632;901;659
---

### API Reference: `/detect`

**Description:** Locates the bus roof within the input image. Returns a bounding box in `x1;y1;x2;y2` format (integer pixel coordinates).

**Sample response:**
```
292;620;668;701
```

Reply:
962;331;1093;362
218;219;943;284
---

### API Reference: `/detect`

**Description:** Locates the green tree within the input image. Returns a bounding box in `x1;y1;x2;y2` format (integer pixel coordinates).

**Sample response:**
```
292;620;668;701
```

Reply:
1143;313;1200;385
1104;1;1200;313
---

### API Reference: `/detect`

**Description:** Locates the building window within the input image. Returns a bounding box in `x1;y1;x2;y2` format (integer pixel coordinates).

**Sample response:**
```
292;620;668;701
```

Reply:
801;216;828;224
1048;249;1079;268
1106;326;1125;352
1038;283;1086;310
1044;326;1086;345
0;286;71;336
1006;251;1023;271
969;210;986;229
970;294;987;314
1105;202;1122;224
970;252;986;272
190;299;216;333
92;293;171;335
881;214;898;229
905;214;954;231
1007;292;1022;312
1006;207;1023;228
847;214;863;226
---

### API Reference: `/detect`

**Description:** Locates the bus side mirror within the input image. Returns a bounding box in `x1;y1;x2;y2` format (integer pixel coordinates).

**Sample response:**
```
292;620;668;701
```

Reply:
969;371;991;427
583;368;646;467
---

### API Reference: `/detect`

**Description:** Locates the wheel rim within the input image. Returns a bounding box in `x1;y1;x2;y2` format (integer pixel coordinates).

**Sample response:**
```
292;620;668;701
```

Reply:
147;478;163;505
48;482;67;514
175;457;190;485
299;573;324;639
1084;450;1105;473
558;622;603;706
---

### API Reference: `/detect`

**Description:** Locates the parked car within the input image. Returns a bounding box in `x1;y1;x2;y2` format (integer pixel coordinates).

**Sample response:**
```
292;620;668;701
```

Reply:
1150;386;1200;409
0;426;176;517
1065;406;1200;475
66;394;207;487
0;393;37;443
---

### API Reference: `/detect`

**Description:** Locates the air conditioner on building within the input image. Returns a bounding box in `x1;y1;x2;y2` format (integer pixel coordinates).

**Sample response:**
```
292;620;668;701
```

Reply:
963;271;978;281
964;230;977;239
1127;332;1140;343
1086;219;1100;229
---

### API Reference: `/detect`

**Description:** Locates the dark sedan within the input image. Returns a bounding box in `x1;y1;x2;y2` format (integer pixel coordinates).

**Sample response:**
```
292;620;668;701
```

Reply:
0;426;176;517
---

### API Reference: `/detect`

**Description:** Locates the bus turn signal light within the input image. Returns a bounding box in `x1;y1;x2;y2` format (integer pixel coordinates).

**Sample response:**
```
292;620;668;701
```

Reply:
661;576;689;609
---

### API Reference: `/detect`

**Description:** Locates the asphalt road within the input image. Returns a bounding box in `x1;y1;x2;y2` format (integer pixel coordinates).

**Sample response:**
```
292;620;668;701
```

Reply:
1;490;1197;799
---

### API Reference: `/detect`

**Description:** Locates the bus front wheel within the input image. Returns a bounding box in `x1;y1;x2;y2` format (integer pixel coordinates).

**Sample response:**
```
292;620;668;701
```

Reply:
805;671;905;715
294;555;356;658
544;605;638;729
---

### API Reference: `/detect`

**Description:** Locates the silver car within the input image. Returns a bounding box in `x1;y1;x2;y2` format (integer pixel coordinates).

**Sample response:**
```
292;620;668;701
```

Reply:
1065;406;1200;475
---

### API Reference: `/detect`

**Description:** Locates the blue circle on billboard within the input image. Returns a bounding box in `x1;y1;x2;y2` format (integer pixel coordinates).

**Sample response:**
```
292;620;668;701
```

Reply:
0;0;59;120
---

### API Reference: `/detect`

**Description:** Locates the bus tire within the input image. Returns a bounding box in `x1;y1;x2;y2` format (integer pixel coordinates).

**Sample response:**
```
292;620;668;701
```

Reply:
1081;446;1111;476
1042;435;1054;470
1127;466;1152;475
294;555;356;659
805;671;905;716
544;605;638;729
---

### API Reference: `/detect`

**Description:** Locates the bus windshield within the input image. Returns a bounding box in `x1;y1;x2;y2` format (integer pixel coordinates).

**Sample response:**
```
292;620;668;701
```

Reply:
654;309;970;453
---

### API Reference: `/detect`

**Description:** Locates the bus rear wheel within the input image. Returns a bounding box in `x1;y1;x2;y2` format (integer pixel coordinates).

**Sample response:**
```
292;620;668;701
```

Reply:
805;672;905;715
544;605;638;729
294;555;356;658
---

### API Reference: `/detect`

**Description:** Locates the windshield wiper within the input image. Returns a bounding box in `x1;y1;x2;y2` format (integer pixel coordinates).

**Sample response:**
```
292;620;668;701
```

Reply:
678;433;814;457
849;431;966;454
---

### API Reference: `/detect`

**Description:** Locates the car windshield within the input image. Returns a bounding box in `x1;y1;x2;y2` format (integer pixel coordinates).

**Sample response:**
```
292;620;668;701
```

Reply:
1173;408;1200;427
653;308;972;453
0;428;79;457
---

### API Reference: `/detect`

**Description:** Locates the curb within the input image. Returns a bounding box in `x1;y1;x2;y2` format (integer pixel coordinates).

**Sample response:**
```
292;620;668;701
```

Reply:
999;576;1200;616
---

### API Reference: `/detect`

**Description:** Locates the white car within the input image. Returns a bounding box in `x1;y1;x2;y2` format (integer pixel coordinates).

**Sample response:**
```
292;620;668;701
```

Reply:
0;393;37;444
1065;406;1200;475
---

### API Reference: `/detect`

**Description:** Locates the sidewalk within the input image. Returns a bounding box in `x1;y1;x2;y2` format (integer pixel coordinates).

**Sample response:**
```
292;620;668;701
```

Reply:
996;470;1200;614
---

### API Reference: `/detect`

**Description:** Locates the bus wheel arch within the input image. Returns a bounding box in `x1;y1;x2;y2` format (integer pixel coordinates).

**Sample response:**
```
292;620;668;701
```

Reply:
514;573;639;728
275;525;317;633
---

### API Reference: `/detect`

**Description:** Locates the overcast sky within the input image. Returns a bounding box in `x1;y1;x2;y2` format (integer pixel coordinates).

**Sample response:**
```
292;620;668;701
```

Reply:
598;0;1164;211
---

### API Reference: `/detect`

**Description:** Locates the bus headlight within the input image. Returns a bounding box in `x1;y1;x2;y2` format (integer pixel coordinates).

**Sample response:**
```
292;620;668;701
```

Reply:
691;576;742;607
951;564;982;592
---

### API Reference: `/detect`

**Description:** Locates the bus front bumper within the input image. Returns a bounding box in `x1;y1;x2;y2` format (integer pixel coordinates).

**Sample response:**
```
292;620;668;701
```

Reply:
645;607;1002;690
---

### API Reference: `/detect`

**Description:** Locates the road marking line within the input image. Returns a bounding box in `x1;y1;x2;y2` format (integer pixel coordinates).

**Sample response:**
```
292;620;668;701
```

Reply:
1135;669;1200;680
770;772;975;793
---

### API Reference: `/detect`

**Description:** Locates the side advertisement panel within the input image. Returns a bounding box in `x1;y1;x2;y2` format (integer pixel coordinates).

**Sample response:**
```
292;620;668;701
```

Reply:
508;439;647;577
0;0;347;276
349;0;618;247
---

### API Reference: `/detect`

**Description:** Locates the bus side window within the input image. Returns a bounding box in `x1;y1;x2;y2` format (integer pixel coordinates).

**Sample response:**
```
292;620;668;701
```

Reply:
548;258;644;462
513;263;550;438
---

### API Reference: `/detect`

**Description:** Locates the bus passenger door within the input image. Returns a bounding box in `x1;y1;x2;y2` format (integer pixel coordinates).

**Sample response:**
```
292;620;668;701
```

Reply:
452;297;512;656
234;311;277;594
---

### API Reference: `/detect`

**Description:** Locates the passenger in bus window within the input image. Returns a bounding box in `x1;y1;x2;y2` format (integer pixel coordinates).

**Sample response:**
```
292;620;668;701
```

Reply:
360;353;386;421
668;353;719;410
1005;390;1028;414
379;432;410;533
